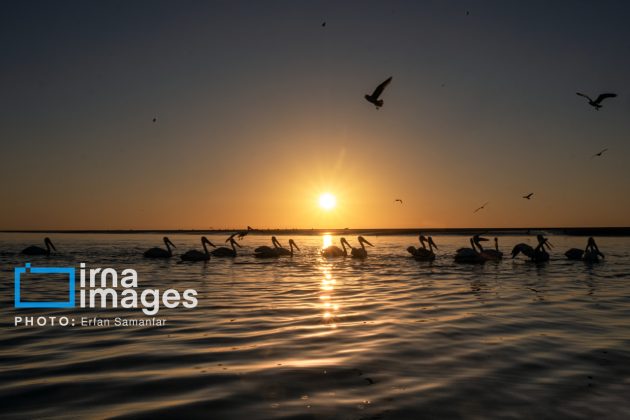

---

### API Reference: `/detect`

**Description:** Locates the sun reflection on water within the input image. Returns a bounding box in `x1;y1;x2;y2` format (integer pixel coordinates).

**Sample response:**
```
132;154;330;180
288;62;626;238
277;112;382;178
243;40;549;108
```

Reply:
319;265;339;328
322;234;333;250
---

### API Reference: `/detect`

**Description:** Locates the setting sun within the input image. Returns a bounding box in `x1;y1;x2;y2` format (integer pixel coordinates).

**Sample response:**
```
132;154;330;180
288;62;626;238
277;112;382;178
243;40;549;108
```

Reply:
319;193;337;211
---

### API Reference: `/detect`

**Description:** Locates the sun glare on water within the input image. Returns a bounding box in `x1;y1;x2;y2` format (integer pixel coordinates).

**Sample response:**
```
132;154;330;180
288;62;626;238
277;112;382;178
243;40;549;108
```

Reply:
319;193;337;211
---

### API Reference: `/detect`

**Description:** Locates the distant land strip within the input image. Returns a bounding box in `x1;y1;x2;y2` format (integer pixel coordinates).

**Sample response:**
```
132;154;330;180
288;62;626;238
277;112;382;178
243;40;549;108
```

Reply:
2;227;630;236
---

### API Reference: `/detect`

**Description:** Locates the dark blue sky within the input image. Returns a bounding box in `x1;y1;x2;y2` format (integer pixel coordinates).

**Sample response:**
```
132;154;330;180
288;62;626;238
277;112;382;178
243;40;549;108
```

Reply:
2;1;629;229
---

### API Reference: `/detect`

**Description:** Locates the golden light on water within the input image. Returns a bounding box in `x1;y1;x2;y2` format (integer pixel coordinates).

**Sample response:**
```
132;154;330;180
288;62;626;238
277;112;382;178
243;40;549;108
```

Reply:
320;266;339;329
322;234;333;249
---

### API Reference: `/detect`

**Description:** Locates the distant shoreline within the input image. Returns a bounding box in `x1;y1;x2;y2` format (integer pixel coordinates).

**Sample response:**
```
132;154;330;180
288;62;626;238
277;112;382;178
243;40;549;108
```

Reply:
2;227;630;236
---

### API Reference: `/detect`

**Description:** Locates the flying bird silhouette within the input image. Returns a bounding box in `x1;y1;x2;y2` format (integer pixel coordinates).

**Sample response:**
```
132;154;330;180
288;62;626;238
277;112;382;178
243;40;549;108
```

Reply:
473;202;489;213
523;193;533;200
152;117;157;123
321;21;326;27
365;76;392;109
576;92;617;110
394;199;403;204
591;148;608;158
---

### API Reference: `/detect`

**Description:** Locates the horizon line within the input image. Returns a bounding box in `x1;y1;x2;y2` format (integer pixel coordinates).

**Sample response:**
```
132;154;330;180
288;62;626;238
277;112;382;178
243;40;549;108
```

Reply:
2;227;630;236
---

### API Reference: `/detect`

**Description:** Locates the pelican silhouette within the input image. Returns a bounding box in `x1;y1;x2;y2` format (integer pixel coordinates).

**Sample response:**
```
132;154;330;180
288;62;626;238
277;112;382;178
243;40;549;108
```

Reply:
21;237;56;256
523;193;533;200
348;236;374;259
408;235;438;261
511;234;552;262
454;236;486;263
254;236;281;255
565;237;604;263
211;236;242;257
322;237;351;257
181;237;214;262
481;237;503;260
275;239;300;256
591;148;608;158
144;237;176;258
576;92;617;110
365;76;392;109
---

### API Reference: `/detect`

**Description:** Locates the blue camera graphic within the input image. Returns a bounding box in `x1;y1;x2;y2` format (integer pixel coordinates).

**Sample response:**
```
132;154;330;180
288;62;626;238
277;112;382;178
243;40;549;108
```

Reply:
14;263;75;308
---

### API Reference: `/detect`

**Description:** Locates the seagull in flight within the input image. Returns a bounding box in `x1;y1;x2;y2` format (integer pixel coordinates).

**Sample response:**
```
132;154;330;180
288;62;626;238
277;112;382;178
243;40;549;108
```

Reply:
591;148;608;158
473;202;489;213
523;193;534;200
365;76;392;109
576;92;617;110
394;199;403;204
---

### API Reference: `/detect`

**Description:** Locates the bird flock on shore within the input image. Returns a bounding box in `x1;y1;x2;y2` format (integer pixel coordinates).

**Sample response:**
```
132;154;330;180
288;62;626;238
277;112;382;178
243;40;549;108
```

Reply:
18;233;605;264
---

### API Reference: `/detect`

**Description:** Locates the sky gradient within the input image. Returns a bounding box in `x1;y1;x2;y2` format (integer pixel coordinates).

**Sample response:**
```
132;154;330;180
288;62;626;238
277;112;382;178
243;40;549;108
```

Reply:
1;0;629;229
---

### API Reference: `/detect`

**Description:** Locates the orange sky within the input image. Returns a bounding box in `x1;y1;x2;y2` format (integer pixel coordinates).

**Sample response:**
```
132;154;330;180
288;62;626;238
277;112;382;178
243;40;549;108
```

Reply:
2;2;629;229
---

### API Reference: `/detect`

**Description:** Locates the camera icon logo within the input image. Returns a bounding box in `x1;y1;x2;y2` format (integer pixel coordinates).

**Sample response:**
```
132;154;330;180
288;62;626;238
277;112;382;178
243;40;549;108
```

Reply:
14;263;75;308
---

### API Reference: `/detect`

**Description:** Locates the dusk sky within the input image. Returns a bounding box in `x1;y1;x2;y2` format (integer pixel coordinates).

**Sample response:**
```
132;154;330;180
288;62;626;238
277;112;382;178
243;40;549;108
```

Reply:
2;0;629;229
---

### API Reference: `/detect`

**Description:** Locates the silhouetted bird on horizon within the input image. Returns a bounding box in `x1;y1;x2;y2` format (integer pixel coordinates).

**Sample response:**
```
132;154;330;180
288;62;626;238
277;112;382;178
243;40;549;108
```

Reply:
473;202;488;213
592;148;608;158
394;199;403;204
365;76;392;109
523;193;533;200
576;92;617;110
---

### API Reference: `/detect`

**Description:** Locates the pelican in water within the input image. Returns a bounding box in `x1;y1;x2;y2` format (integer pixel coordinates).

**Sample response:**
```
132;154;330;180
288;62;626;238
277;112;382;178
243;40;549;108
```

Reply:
254;236;281;256
364;76;392;109
143;237;176;258
481;237;503;261
322;237;351;257
21;237;57;256
180;236;215;262
511;234;552;262
275;239;300;256
454;235;487;263
348;236;374;259
565;237;604;263
254;238;300;258
407;235;438;261
211;236;242;257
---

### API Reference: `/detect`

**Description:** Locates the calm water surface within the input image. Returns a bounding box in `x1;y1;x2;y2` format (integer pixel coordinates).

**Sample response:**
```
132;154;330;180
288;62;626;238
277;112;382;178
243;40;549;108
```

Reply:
1;233;630;419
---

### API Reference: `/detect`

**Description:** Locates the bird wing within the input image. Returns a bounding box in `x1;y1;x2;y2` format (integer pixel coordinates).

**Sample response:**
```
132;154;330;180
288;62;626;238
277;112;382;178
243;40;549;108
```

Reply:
576;92;592;102
594;93;617;104
371;77;392;99
473;202;488;213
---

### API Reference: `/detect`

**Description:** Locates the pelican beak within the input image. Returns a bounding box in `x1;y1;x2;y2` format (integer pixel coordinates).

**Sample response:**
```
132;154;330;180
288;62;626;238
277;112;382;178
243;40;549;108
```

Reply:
233;238;242;248
361;237;374;247
429;237;438;249
290;240;300;251
47;238;57;251
478;237;489;242
167;238;176;248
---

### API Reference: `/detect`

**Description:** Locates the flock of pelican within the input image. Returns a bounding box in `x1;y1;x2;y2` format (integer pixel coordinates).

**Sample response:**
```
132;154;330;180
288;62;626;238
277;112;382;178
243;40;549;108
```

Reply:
19;234;605;264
